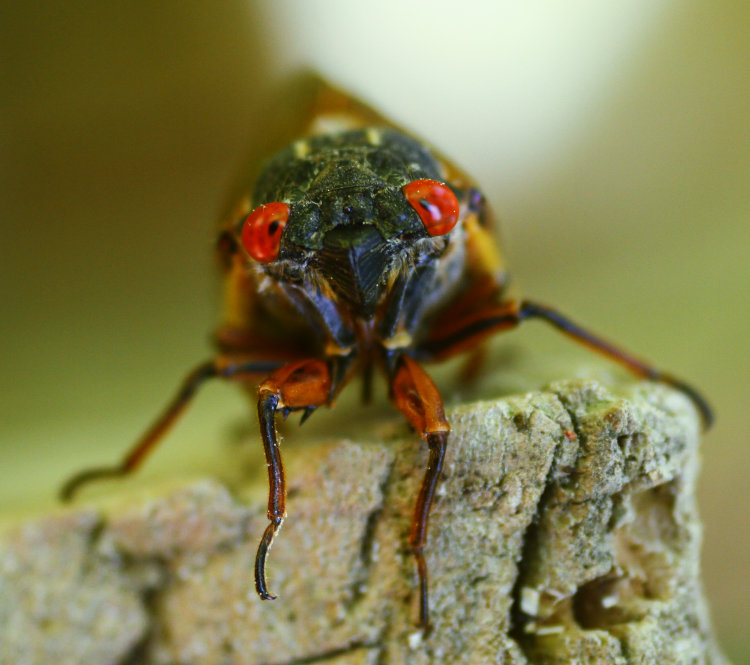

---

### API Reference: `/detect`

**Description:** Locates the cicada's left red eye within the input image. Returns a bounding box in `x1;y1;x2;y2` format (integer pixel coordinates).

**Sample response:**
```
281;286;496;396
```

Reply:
241;202;290;263
403;179;459;236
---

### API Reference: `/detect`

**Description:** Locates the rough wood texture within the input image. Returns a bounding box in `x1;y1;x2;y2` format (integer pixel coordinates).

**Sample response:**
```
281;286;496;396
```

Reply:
0;380;730;665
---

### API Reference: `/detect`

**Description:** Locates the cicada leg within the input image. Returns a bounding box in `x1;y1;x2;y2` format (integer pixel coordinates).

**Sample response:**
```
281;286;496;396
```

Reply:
417;298;713;428
253;358;335;600
59;357;283;501
389;355;450;631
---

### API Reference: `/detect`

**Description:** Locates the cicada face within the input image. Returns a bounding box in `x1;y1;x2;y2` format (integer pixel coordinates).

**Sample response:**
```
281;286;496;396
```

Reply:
238;128;464;319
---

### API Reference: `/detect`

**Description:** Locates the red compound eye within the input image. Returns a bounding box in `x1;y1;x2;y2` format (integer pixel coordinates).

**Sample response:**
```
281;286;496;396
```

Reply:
403;179;459;236
241;202;290;263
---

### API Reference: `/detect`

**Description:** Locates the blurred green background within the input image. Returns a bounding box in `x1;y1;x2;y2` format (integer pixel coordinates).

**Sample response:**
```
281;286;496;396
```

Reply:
1;1;748;660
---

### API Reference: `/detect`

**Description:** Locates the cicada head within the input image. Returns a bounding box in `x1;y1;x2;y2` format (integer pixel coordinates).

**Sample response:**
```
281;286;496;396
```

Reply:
238;128;465;318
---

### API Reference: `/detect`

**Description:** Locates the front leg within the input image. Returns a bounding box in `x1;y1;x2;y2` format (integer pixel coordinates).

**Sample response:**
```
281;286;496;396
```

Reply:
253;358;339;600
389;354;450;631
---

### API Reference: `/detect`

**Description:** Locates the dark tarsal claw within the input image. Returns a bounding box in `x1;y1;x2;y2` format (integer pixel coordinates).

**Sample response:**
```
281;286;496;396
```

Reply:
299;406;317;425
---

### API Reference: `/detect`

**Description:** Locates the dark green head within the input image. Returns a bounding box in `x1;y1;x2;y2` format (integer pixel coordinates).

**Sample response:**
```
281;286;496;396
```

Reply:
239;128;461;317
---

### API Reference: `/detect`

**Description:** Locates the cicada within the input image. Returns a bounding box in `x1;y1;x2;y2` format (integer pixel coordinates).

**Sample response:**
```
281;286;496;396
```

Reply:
61;80;712;630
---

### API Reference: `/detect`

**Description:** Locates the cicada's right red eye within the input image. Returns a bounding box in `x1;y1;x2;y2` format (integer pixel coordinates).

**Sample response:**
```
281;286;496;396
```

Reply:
403;179;459;236
241;202;290;263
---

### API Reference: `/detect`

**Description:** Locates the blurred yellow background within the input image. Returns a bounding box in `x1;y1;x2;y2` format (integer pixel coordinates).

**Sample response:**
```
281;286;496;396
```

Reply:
1;1;748;660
